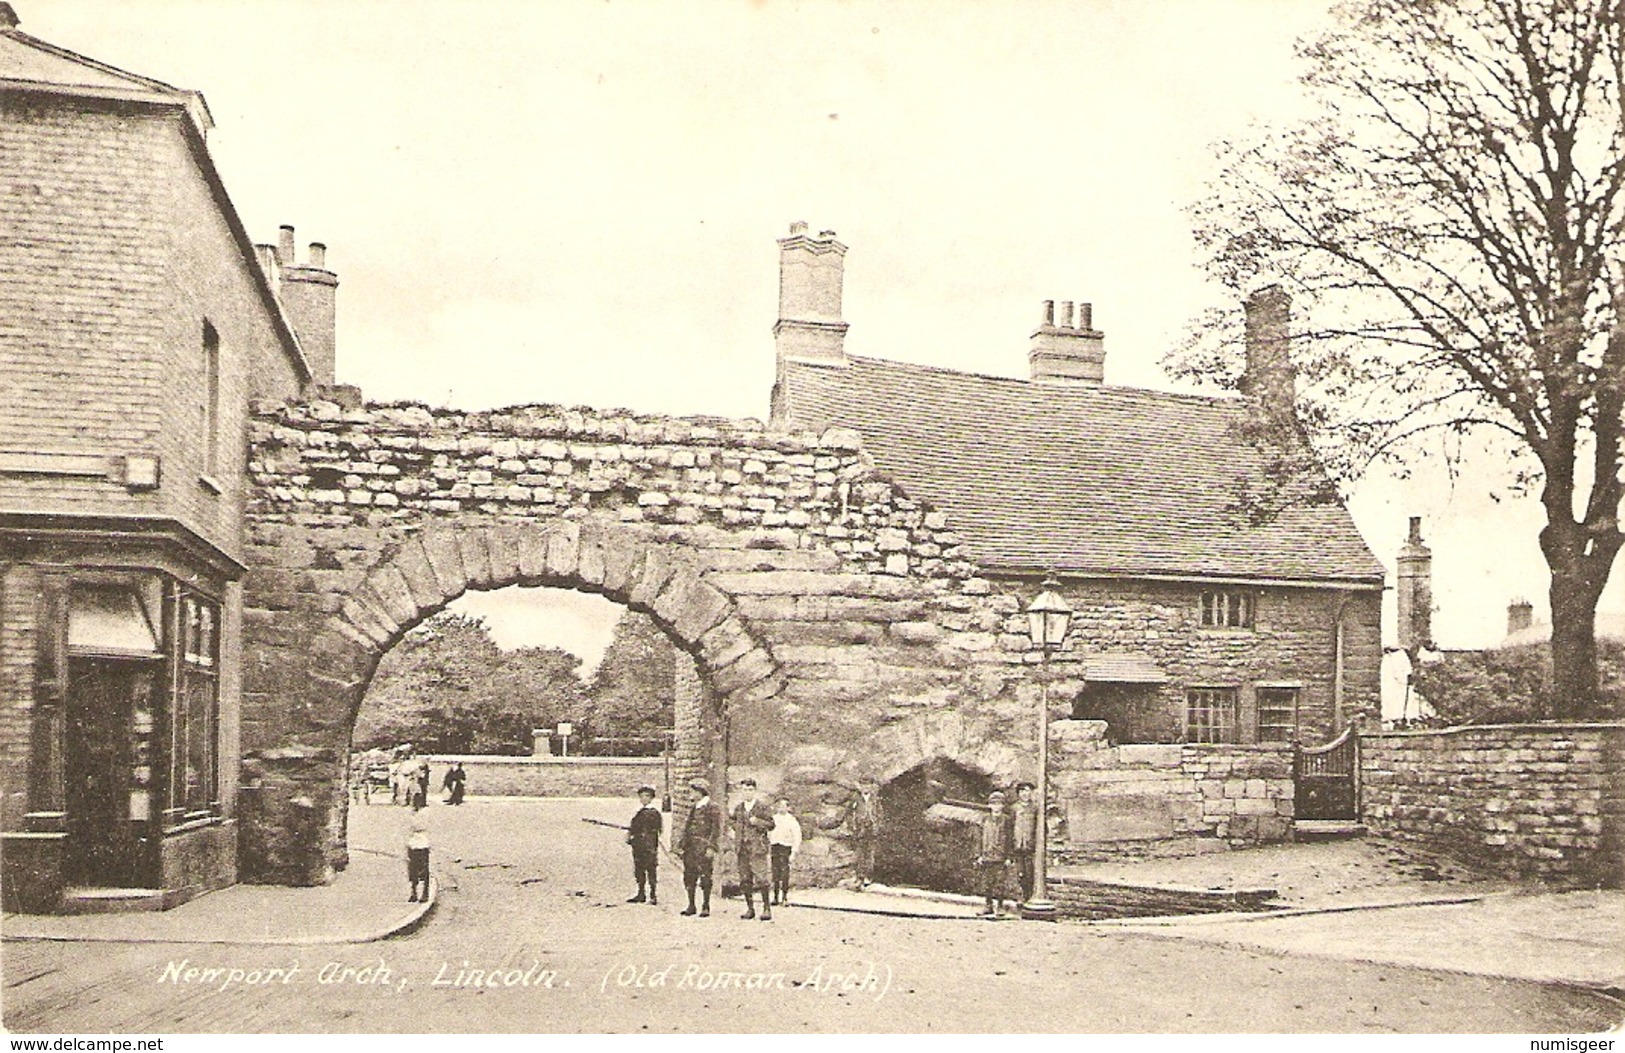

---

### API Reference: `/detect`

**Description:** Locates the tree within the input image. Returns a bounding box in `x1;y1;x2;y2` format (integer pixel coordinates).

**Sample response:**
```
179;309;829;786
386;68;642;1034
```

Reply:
357;611;588;754
1414;638;1624;724
582;611;676;754
1171;0;1624;715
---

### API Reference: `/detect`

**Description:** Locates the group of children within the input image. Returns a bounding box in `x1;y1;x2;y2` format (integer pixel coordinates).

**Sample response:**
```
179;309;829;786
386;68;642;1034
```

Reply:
398;778;807;912
624;780;804;918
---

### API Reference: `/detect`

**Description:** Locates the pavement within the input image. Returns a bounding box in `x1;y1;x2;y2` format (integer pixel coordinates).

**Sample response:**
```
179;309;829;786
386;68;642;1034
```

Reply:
4;800;1621;997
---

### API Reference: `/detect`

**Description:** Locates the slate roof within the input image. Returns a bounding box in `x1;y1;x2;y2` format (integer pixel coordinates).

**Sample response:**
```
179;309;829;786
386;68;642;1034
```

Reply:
777;354;1386;585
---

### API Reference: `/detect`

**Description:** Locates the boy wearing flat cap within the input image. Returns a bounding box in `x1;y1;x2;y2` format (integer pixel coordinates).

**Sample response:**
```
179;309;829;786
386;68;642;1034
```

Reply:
730;778;774;921
977;790;1015;918
676;778;721;916
626;785;663;905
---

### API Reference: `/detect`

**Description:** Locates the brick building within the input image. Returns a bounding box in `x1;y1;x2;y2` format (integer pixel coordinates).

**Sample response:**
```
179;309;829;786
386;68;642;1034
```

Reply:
770;223;1385;751
0;6;334;910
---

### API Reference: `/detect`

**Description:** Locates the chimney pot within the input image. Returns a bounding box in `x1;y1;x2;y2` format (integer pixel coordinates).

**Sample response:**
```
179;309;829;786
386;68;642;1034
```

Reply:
773;221;849;369
1396;515;1433;652
1030;297;1104;384
1507;599;1534;637
277;225;296;266
1078;303;1093;330
1243;284;1298;421
309;242;327;269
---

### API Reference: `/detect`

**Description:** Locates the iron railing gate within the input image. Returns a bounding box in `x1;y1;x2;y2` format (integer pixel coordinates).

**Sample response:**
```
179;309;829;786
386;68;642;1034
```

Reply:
1294;725;1359;821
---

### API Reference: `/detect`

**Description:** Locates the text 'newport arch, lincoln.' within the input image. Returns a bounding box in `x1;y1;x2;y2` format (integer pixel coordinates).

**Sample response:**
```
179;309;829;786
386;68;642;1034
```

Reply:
239;398;1048;886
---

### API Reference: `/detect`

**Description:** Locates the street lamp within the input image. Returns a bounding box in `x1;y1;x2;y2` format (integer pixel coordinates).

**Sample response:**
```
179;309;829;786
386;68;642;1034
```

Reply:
1023;575;1072;920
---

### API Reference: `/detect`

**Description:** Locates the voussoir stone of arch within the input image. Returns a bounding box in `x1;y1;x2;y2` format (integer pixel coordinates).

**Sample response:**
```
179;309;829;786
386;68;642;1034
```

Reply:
516;529;549;580
421;531;468;598
484;525;525;587
391;537;446;612
456;529;493;588
544;521;581;578
365;566;420;628
339;595;395;649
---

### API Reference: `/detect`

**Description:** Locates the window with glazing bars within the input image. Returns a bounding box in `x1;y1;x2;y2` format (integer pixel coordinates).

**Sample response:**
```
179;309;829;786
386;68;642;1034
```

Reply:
1256;687;1299;743
1200;591;1254;628
1185;687;1239;743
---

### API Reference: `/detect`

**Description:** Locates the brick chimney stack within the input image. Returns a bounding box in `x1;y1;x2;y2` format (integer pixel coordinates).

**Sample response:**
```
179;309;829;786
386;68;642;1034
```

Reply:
774;221;849;367
272;224;339;389
1242;284;1298;421
1507;598;1534;637
1028;299;1106;384
1396;516;1433;652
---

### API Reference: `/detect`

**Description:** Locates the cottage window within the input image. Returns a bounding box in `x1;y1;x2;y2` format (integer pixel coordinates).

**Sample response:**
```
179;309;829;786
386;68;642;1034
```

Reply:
1185;687;1239;743
1256;687;1299;743
1200;590;1254;628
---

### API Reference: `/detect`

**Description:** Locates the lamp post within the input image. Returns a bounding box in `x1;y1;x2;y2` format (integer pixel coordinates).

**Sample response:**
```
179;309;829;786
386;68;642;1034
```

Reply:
1023;576;1072;920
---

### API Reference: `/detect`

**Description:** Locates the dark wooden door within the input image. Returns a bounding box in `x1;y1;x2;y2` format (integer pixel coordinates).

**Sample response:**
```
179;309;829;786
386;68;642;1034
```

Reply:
64;660;155;887
1294;727;1359;821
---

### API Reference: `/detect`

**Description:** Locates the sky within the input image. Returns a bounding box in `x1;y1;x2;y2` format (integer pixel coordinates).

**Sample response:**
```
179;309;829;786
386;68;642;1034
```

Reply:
21;0;1623;659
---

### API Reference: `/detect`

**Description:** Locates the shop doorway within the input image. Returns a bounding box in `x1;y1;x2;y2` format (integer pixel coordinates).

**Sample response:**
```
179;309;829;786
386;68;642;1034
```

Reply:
64;659;158;888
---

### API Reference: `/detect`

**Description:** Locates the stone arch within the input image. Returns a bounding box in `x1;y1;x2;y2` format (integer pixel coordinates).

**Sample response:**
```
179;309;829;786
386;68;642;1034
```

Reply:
240;518;783;884
826;711;1030;790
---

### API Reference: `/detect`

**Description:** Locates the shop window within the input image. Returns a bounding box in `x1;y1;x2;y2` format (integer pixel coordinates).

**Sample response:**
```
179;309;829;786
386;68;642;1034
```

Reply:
173;593;220;820
1185;687;1239;743
1200;590;1254;628
1257;687;1300;743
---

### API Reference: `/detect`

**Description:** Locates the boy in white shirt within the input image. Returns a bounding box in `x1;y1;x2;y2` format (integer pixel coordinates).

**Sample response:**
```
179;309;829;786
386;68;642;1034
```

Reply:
767;797;802;906
406;797;431;902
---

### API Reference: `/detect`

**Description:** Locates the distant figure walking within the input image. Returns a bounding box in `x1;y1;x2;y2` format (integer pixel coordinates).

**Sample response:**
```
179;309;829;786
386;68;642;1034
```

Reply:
768;797;802;906
677;778;720;917
977;790;1014;918
730;778;774;921
406;796;431;903
626;785;663;905
442;762;467;806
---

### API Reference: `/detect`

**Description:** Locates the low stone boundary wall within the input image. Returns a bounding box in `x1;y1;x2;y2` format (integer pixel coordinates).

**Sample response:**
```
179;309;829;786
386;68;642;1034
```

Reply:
399;756;667;800
1050;720;1294;861
1049;876;1278;919
1360;722;1624;887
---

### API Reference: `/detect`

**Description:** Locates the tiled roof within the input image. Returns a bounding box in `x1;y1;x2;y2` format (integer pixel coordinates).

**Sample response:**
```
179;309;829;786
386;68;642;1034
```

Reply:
778;354;1386;585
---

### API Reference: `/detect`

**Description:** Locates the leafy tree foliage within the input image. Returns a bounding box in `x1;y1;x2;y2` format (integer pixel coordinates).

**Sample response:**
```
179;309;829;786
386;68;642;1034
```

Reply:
1171;0;1624;715
1413;638;1625;725
579;611;676;755
355;612;587;754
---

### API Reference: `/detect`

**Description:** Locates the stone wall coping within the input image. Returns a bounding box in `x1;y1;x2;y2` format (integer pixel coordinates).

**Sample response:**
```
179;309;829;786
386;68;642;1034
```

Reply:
1182;742;1295;753
425;755;664;767
1363;721;1625;741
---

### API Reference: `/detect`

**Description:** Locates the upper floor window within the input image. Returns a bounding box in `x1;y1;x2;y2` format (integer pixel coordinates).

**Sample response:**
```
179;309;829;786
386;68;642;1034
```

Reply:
1200;590;1254;628
202;321;221;478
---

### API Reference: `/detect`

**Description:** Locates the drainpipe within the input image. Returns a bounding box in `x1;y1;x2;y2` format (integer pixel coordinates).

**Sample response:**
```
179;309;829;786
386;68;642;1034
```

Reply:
1332;593;1350;731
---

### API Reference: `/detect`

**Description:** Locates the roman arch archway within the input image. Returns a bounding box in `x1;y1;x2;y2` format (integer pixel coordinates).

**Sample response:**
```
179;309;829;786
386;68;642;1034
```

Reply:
237;399;1040;886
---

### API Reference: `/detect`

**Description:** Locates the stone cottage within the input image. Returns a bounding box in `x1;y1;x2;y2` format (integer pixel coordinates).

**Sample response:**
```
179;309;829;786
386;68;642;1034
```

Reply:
768;223;1385;859
0;5;334;911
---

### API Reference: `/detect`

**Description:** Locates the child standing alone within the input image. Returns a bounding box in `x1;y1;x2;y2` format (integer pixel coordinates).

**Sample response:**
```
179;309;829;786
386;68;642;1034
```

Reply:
406;795;431;902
